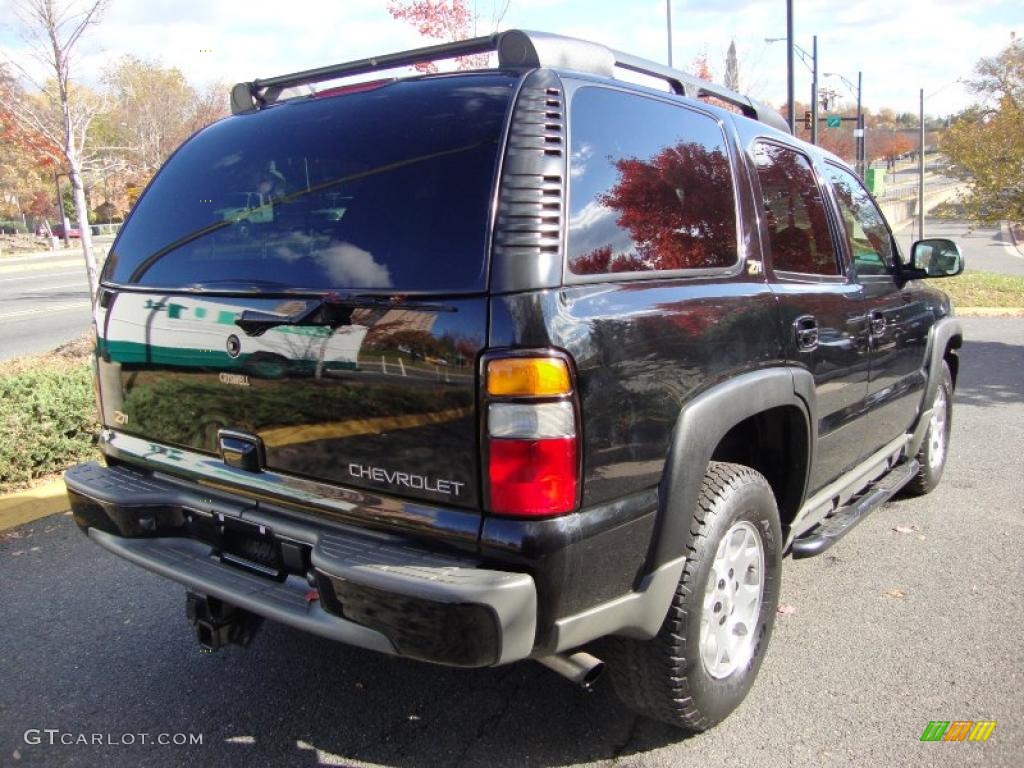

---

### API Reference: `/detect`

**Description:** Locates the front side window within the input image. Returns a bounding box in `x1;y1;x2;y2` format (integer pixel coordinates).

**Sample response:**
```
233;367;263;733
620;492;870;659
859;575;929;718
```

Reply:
567;87;738;276
752;142;839;276
823;163;896;276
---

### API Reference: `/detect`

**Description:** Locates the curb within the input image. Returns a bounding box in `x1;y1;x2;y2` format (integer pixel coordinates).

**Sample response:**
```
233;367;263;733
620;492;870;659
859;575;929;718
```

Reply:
0;479;69;532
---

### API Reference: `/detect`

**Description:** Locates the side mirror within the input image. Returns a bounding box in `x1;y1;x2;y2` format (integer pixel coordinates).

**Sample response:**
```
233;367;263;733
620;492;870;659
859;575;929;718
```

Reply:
908;238;964;278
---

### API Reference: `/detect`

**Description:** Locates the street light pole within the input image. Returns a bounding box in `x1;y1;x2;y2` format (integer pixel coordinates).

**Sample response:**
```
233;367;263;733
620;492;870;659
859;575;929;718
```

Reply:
856;71;863;177
666;0;673;67
919;87;925;240
786;0;795;134
823;71;864;175
811;36;818;145
767;36;816;140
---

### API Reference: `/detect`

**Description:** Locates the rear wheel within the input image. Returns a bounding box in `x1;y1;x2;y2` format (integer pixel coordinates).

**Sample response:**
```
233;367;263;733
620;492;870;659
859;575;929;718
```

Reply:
607;462;782;731
903;360;953;496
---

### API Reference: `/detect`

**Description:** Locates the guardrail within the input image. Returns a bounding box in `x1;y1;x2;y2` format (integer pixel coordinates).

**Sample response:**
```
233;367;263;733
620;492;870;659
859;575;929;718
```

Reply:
878;178;959;202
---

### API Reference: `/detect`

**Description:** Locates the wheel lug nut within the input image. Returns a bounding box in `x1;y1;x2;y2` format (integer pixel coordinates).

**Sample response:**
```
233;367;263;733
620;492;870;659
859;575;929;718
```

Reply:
714;602;722;613
718;579;725;589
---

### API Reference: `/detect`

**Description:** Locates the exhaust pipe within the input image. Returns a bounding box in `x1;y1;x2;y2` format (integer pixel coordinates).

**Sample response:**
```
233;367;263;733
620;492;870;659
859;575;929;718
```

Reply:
537;651;605;690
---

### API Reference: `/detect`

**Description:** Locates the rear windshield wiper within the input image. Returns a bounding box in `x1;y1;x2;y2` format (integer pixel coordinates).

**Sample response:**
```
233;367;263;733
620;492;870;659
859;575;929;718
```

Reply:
235;293;456;336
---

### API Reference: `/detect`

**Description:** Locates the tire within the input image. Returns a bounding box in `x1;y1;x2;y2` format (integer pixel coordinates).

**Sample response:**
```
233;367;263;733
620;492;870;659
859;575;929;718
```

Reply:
606;462;782;731
903;360;953;496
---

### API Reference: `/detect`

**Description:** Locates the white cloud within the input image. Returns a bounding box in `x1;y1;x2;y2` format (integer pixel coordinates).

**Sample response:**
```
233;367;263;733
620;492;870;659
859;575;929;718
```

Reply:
1;0;1020;117
317;241;392;288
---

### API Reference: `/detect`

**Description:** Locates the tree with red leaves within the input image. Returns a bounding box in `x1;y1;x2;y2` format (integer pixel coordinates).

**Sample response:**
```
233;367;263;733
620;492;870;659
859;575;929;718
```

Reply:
387;0;510;71
570;142;736;274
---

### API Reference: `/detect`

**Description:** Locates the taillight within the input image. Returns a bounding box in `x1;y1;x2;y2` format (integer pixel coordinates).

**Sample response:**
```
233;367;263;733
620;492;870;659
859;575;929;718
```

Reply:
484;354;579;517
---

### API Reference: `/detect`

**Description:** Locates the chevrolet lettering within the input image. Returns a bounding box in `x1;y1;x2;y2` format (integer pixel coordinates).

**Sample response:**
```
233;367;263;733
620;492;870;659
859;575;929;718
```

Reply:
347;464;465;497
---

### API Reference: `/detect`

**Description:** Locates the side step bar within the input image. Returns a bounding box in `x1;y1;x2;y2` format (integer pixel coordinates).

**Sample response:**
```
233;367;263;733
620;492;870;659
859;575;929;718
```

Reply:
791;459;919;559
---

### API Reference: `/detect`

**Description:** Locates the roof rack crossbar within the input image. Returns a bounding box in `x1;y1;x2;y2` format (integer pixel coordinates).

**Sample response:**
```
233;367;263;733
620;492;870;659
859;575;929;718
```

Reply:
231;34;499;113
612;50;789;134
229;29;790;135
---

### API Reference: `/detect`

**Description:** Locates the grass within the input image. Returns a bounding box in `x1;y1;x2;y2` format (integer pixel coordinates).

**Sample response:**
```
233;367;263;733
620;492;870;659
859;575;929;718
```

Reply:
0;336;99;493
941;270;1024;309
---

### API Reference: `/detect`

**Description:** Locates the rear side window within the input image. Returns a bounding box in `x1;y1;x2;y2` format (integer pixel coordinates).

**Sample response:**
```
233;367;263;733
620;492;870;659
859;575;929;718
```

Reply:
822;163;896;276
567;87;738;276
103;75;515;293
752;142;840;276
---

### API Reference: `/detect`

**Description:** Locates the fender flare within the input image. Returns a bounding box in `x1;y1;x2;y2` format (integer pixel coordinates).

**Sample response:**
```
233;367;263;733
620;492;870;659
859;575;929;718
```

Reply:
908;316;963;456
648;367;816;574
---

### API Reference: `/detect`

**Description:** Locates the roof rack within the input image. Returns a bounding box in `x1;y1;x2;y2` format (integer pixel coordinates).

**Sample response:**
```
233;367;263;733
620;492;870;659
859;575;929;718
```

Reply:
229;29;790;134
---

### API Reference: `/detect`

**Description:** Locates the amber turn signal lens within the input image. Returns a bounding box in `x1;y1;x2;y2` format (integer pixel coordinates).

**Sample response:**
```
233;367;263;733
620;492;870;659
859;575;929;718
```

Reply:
487;357;571;397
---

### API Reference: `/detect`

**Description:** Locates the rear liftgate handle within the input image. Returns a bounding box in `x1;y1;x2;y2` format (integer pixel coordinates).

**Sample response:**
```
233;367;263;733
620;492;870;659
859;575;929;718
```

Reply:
868;309;887;336
794;315;819;352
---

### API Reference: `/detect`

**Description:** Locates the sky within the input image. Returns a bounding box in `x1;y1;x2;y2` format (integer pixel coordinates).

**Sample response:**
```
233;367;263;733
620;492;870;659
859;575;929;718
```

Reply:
1;0;1021;117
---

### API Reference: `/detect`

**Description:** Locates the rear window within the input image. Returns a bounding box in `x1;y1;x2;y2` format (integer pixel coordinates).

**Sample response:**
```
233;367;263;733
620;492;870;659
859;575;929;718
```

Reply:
103;74;515;293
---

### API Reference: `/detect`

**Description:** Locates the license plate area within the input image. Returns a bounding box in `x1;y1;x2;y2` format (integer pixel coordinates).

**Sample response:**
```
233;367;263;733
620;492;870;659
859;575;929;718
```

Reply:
218;517;285;580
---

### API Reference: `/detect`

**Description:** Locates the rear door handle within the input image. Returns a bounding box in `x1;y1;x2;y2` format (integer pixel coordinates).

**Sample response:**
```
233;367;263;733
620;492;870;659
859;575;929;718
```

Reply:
794;315;819;352
869;309;886;336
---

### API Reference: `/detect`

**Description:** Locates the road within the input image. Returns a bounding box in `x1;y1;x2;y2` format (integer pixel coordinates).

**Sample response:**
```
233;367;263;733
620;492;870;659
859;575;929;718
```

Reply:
0;243;109;361
897;218;1024;277
2;316;1022;767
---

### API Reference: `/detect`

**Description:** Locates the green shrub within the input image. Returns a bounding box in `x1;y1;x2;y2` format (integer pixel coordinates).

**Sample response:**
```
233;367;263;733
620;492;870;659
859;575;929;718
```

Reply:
0;220;29;234
0;363;98;488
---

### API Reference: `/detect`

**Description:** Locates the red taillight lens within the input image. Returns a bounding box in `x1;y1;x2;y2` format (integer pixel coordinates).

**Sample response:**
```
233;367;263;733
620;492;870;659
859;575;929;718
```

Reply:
488;437;577;517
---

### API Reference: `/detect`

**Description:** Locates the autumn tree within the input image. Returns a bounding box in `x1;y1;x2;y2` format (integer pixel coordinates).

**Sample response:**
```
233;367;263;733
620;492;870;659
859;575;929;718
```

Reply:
386;0;510;71
570;142;735;274
103;56;228;185
872;132;915;166
3;0;108;299
0;63;60;223
942;37;1024;224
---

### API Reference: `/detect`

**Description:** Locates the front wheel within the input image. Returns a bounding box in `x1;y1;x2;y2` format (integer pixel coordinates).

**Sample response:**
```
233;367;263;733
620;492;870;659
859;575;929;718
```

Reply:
607;462;782;731
903;360;953;496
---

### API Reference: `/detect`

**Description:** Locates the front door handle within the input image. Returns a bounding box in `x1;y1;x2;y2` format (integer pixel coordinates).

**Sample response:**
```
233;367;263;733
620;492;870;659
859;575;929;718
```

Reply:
794;315;819;352
868;309;886;336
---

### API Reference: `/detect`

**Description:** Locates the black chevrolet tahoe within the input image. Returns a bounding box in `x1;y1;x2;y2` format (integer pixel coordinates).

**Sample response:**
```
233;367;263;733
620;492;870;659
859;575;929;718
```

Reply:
65;30;964;731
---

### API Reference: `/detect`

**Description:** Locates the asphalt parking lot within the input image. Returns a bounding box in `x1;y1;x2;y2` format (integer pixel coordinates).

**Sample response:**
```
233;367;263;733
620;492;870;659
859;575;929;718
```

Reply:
2;317;1022;768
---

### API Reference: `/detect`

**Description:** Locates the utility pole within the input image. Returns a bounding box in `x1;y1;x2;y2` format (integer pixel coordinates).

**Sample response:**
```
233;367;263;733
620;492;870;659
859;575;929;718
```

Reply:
811;36;818;145
666;0;673;67
856;71;864;177
918;87;925;240
786;0;795;133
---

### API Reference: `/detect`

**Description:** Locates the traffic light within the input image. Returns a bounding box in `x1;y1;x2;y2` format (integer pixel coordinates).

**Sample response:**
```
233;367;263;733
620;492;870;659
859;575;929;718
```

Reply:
804;110;813;130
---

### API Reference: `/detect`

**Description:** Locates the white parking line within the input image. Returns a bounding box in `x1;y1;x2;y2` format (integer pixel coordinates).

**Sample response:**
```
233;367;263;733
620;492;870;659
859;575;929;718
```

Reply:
0;301;91;321
0;270;83;284
32;282;90;292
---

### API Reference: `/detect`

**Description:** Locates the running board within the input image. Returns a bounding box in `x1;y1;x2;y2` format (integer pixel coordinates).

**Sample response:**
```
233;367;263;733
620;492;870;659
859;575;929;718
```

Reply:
791;459;919;559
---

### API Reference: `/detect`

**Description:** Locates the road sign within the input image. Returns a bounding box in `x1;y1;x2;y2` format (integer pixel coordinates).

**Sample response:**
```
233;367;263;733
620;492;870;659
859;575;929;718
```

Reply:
826;115;842;128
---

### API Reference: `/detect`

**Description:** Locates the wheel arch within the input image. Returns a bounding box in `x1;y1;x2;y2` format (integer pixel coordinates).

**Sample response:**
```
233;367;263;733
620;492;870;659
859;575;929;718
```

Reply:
647;367;815;575
907;316;963;457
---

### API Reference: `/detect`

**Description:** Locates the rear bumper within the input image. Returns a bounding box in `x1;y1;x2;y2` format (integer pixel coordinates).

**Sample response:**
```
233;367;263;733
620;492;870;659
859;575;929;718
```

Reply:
65;461;536;667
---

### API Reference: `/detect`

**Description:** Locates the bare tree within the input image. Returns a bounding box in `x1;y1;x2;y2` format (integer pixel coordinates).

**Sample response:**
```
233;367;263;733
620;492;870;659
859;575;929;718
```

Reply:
3;0;109;301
